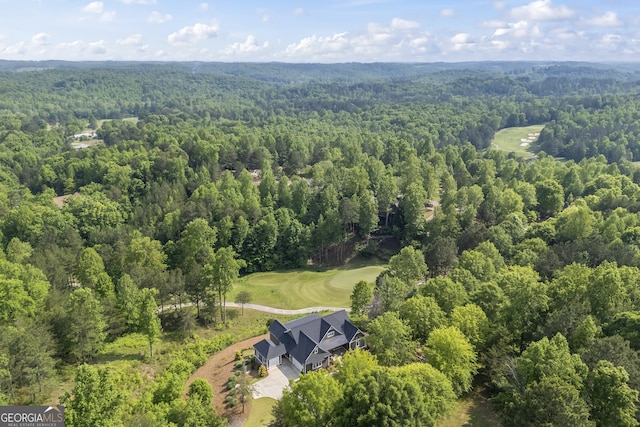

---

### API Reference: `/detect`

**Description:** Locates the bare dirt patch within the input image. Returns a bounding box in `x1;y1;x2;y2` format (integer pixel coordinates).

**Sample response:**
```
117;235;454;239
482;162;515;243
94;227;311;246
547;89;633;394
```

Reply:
52;192;79;207
185;333;268;423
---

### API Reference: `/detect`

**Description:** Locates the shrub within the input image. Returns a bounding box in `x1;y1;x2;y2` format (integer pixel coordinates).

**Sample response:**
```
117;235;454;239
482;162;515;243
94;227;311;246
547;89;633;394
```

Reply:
235;350;242;361
234;360;245;369
258;365;268;377
229;398;238;407
234;370;243;377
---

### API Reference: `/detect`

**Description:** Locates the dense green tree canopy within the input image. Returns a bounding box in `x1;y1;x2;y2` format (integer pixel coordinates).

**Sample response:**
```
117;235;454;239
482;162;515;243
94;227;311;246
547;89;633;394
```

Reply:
3;61;640;425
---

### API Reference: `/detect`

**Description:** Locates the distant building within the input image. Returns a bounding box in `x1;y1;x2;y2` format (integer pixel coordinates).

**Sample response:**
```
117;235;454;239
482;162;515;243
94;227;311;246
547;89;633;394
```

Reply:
253;310;366;373
72;132;97;139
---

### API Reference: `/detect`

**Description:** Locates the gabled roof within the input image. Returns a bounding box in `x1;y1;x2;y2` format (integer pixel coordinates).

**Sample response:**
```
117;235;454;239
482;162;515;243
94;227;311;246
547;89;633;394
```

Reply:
254;338;287;360
289;331;328;363
254;310;364;368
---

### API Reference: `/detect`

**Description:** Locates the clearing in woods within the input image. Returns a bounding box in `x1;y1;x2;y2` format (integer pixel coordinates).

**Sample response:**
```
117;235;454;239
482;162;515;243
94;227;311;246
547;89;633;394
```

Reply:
492;124;544;158
228;262;385;310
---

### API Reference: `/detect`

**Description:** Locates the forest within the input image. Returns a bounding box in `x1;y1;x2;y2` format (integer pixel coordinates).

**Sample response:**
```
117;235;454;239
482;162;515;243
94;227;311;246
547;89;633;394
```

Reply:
1;61;640;426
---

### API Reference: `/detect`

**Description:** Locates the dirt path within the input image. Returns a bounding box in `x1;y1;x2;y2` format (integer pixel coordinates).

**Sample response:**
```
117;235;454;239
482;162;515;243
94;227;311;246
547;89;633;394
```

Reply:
185;333;269;424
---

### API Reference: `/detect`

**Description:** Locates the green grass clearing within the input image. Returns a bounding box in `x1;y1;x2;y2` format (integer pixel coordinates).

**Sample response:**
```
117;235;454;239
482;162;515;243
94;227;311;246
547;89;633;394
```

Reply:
70;139;102;149
492;125;544;159
245;397;276;427
229;262;385;310
436;389;501;427
96;117;138;128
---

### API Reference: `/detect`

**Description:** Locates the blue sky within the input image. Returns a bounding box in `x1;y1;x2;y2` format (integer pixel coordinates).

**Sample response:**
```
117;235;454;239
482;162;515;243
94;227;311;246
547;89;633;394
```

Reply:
0;0;638;62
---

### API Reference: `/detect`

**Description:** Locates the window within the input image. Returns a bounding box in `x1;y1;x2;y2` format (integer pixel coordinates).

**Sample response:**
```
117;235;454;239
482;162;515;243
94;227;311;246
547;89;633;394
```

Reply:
313;347;318;354
326;330;335;338
313;360;323;370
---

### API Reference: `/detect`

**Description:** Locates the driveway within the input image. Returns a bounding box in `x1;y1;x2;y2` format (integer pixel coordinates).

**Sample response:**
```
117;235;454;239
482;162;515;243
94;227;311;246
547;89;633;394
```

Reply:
251;361;299;400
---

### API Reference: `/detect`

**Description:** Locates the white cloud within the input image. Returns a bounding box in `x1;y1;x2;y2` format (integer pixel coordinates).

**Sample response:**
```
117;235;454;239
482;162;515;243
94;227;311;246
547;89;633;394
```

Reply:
601;33;621;45
483;20;506;28
88;40;106;54
82;1;103;13
100;11;116;22
199;3;209;11
116;34;143;46
493;21;541;39
148;11;172;24
584;12;622;27
450;33;477;52
262;15;270;23
440;8;455;18
2;42;27;55
390;18;420;31
168;23;219;46
282;18;433;61
116;34;148;54
293;8;304;15
221;35;269;55
409;35;432;52
551;27;583;41
32;33;50;45
494;1;506;10
285;32;350;57
510;0;574;21
121;0;156;4
58;40;83;48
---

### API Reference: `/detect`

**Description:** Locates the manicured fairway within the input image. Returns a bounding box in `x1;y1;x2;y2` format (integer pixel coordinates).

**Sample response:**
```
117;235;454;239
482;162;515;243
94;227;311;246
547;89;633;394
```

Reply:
229;263;385;310
492;124;544;158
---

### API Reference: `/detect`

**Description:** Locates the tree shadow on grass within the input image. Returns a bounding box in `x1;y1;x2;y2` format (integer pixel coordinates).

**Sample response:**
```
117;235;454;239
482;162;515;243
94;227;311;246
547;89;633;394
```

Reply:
462;388;502;427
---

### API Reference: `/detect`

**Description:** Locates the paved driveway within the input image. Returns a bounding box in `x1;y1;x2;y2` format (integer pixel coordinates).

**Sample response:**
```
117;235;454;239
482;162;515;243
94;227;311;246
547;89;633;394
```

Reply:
251;361;299;400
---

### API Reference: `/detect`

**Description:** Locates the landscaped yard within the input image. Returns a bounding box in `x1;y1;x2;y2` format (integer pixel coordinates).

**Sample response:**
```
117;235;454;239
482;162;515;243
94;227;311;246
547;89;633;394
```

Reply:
228;261;385;309
492;125;544;159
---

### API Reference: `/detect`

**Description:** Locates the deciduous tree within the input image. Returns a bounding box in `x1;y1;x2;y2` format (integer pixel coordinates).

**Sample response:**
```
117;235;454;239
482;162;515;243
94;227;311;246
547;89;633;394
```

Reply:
424;326;477;396
350;280;373;317
234;291;252;315
275;370;341;427
203;246;246;325
138;288;162;357
66;288;106;362
366;311;417;366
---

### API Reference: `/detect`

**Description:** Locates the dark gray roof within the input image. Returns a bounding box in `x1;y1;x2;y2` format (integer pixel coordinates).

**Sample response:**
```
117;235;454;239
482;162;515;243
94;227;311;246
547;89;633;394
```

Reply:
254;310;364;368
318;334;348;352
254;338;287;360
289;331;325;364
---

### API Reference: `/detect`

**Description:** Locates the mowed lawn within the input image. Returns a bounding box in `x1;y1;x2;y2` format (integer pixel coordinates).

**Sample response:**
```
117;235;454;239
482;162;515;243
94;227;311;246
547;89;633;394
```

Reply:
244;398;276;427
229;263;385;309
492;125;544;159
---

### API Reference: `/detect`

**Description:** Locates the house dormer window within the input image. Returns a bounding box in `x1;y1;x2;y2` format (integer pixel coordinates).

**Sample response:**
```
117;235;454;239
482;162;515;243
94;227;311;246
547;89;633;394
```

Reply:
327;330;335;338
